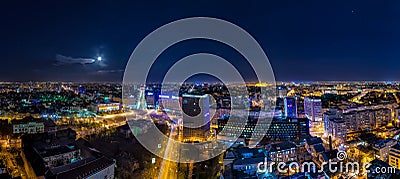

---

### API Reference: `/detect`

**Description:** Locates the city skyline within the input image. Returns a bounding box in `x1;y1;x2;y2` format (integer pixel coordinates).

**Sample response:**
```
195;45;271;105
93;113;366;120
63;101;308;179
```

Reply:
3;1;400;179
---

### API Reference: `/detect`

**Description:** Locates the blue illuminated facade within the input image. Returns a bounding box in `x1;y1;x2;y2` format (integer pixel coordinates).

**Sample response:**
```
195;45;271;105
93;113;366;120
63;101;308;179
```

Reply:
284;97;297;118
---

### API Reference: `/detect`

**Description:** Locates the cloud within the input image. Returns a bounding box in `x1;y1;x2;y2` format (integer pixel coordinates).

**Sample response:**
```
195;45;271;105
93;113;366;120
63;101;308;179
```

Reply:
54;54;107;67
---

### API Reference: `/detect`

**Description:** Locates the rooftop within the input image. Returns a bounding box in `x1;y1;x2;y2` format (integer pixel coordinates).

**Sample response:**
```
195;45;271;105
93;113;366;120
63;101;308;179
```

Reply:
312;144;326;153
321;149;338;162
37;145;78;158
391;144;400;151
269;142;296;152
306;137;323;145
374;139;397;149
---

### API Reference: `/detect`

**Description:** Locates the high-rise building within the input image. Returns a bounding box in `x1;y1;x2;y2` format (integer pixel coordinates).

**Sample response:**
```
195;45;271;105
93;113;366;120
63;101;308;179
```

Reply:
145;89;156;109
296;96;306;118
323;109;345;142
304;97;323;122
374;108;391;128
332;119;346;143
325;108;391;133
181;94;211;142
143;85;161;109
395;107;400;127
343;111;358;132
284;97;297;118
373;139;397;161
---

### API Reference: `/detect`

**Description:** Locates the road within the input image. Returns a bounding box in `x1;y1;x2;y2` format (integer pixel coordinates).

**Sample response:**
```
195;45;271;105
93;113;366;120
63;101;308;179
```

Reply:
158;126;179;179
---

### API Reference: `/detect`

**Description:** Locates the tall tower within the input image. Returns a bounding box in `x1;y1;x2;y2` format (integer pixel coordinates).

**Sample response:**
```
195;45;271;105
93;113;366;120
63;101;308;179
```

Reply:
135;87;148;110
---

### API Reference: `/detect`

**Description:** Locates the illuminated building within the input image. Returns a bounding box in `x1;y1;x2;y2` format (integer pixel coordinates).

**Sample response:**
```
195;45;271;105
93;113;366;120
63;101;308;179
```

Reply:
218;116;309;142
13;121;44;134
284;97;297;118
355;110;373;130
268;142;297;163
296;96;306;118
342;111;359;132
264;117;309;142
325;108;391;134
12;116;45;134
324;117;347;144
181;94;210;142
304;97;322;122
96;103;122;112
389;144;400;169
42;145;81;168
145;90;156;109
373;108;391;128
158;94;181;114
144;85;161;109
373;139;397;161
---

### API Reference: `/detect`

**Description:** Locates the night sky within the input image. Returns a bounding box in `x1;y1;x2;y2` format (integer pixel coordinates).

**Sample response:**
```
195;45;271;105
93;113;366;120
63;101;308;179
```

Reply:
1;0;400;82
